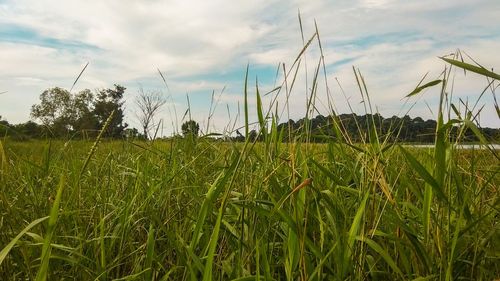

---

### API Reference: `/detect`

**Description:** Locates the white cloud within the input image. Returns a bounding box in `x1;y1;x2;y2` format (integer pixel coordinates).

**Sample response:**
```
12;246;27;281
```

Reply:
1;0;499;132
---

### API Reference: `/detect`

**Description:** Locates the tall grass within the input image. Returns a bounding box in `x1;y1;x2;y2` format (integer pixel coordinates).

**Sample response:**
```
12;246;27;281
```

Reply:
0;30;499;281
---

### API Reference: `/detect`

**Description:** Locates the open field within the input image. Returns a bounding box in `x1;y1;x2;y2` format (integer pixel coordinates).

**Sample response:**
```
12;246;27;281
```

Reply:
0;134;499;280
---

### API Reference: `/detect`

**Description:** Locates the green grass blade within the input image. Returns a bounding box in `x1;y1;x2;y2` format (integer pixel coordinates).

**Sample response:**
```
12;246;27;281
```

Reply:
343;188;369;276
398;145;447;203
0;216;50;265
256;78;265;138
80;110;115;178
244;64;249;139
36;174;65;281
310;158;343;186
189;172;226;250
202;181;232;280
356;236;404;278
441;57;500;80
99;213;106;279
145;224;155;281
423;184;432;242
406;80;442;97
0;140;7;174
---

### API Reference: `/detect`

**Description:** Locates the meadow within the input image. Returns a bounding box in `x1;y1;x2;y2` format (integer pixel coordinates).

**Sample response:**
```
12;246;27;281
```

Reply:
1;43;500;280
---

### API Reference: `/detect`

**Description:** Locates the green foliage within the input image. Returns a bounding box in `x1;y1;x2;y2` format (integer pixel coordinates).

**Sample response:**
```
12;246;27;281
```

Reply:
0;116;10;137
181;120;200;137
93;84;128;138
275;113;499;143
0;133;498;280
30;87;89;137
29;85;127;138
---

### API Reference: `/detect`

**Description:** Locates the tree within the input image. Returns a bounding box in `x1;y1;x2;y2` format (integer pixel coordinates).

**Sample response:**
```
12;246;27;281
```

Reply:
123;128;142;139
0;116;9;127
93;84;127;138
181;120;199;137
31;85;128;138
71;89;97;134
13;121;43;138
134;88;166;140
31;87;95;136
0;116;10;136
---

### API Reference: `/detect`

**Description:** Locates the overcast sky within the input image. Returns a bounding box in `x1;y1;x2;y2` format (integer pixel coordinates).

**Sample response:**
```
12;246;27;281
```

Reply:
1;0;499;135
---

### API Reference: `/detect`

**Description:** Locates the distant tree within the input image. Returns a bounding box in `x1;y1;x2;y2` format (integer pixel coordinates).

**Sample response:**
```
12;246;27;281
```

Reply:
181;120;200;137
122;128;142;139
93;84;127;137
31;85;129;138
248;129;258;141
31;87;95;136
71;89;98;135
0;116;9;126
134;88;166;140
0;116;10;136
234;129;245;142
31;87;70;135
13;121;43;138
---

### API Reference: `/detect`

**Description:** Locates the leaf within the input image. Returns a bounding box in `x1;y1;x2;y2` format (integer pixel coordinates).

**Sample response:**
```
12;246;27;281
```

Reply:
357;236;404;278
256;78;265;135
244;64;249;139
157;68;171;92
398;145;448;203
310;158;343;186
0;140;7;173
145;224;155;281
440;57;500;80
36;174;65;281
0;216;50;265
343;189;369;276
406;80;442;97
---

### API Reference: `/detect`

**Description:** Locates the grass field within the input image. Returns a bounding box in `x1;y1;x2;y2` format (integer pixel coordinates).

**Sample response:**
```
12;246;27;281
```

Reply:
1;47;500;280
0;134;499;280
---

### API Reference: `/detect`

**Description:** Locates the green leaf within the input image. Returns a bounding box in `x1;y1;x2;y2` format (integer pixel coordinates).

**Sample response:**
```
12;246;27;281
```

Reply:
256;78;265;137
145;224;155;281
441;57;500;80
0;216;50;265
406;80;442;97
36;174;65;281
399;145;448;203
356;236;404;278
244;64;249;139
343;188;369;276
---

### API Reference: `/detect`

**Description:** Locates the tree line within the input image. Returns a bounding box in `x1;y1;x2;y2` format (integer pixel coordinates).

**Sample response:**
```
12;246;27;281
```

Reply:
0;85;200;140
1;85;133;140
1;86;498;143
272;113;499;143
229;114;499;143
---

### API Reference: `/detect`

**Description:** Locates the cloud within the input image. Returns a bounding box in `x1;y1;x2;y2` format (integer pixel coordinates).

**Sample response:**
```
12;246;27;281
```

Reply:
1;0;499;132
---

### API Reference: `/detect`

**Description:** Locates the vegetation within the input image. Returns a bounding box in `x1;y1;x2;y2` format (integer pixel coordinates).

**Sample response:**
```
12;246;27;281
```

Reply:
181;120;200;137
276;113;500;143
135;88;166;140
1;31;499;280
28;85;128;139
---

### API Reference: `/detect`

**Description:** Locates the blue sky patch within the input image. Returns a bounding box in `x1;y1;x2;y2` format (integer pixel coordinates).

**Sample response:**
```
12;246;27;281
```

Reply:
0;23;99;51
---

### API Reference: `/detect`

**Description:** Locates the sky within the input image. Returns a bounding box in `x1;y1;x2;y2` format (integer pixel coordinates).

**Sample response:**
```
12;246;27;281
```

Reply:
1;0;499;136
